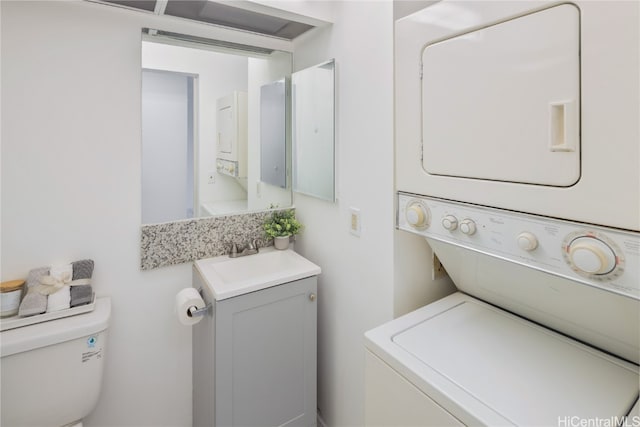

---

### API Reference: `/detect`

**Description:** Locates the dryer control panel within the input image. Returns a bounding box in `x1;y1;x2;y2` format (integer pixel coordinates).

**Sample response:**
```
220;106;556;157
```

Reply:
398;192;640;300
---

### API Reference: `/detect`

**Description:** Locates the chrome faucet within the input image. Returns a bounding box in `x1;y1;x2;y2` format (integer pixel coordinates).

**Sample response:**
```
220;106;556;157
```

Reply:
229;239;263;258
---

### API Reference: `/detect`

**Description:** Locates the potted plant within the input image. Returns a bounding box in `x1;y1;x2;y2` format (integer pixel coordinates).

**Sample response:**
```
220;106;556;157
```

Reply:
263;209;302;250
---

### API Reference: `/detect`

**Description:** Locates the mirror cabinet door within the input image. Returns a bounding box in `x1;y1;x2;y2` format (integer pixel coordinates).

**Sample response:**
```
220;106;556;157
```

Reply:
292;59;336;202
260;79;288;189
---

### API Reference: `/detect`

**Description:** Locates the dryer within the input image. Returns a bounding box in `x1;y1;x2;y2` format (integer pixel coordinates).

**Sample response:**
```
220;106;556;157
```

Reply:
395;0;640;231
367;1;640;425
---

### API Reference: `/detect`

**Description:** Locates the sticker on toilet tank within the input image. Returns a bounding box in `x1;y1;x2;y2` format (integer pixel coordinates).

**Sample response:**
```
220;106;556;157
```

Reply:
82;348;102;363
87;336;97;348
82;335;102;363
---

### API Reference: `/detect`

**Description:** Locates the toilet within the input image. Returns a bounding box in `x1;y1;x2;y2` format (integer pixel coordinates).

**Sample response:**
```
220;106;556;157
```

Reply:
1;297;111;427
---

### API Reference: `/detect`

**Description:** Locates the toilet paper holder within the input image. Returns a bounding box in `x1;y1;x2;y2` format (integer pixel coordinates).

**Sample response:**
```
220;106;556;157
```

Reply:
188;304;210;317
187;288;211;318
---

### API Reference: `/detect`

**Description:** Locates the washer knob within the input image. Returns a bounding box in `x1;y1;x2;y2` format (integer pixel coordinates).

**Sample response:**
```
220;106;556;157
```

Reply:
405;203;429;229
442;215;458;231
568;237;616;275
459;219;476;236
517;232;538;251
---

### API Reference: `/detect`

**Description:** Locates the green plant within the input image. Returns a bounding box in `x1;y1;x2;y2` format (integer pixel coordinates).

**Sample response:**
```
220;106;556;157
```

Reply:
263;209;302;238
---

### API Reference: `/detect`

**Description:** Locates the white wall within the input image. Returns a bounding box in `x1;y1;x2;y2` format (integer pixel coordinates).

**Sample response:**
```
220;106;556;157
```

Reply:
1;3;190;425
2;1;449;426
0;2;291;426
291;2;396;425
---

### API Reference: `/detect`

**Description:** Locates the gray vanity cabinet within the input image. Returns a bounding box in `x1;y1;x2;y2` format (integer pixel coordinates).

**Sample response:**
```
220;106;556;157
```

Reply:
193;269;318;427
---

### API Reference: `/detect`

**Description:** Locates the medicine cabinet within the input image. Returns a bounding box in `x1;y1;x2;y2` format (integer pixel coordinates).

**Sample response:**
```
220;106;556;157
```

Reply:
292;59;336;202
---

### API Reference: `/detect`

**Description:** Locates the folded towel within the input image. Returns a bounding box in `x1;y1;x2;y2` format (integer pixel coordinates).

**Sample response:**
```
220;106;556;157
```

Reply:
18;293;48;317
70;284;93;307
46;285;70;313
18;261;95;316
70;259;94;307
36;264;73;295
26;266;49;288
18;267;49;317
72;259;94;280
49;264;73;282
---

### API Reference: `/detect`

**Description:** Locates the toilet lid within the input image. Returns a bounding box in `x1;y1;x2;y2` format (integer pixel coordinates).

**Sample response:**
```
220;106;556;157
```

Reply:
392;300;639;426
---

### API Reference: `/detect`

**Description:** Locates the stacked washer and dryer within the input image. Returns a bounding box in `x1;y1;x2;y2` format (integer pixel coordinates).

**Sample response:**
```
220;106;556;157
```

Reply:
365;1;639;426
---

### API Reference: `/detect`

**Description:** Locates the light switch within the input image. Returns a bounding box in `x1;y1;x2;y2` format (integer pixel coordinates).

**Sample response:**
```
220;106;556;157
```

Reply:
350;207;361;237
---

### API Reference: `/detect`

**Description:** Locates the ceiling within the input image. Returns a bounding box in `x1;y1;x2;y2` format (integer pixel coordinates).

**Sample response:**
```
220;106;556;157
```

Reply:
96;0;316;40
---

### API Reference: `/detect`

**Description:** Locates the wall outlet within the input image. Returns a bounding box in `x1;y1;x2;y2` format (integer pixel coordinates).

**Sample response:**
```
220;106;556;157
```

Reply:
432;253;448;280
349;207;361;237
208;172;216;184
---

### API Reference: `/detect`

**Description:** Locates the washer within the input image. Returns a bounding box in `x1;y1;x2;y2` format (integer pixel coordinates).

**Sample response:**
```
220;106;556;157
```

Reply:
366;294;639;426
365;195;640;425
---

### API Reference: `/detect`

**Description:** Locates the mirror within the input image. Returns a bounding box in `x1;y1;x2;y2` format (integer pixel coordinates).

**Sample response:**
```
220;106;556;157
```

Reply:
141;30;292;224
260;79;289;189
292;59;336;202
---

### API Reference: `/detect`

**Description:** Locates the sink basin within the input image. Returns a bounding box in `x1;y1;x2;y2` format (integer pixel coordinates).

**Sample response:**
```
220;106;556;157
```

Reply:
194;247;321;300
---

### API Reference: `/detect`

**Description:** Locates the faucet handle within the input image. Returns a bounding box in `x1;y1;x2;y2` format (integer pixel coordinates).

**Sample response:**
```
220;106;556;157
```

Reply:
230;243;238;255
252;239;263;250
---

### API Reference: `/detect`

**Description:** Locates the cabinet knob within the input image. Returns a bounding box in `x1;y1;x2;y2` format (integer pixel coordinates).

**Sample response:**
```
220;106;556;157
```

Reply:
309;293;317;301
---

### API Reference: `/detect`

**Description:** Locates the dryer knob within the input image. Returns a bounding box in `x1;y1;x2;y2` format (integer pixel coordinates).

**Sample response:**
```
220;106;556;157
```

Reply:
459;219;476;236
442;215;458;231
405;203;429;229
517;232;538;251
568;237;617;275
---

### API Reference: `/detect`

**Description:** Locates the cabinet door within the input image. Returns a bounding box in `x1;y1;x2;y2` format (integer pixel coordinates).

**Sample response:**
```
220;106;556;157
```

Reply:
215;277;317;427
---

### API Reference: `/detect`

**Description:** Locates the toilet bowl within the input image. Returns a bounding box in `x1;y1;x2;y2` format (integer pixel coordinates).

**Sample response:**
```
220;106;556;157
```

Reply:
1;297;111;427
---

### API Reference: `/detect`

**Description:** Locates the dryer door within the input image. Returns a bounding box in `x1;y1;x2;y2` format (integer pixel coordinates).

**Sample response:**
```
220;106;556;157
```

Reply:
421;4;580;186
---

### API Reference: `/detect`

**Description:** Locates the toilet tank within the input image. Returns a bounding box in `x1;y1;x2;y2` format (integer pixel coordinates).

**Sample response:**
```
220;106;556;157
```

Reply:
1;297;111;427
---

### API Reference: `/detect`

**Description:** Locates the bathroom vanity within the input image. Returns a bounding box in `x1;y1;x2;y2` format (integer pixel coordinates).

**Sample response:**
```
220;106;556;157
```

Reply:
192;248;320;426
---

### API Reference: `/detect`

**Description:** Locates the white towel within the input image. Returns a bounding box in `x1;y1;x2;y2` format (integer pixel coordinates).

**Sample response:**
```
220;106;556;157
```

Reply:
37;264;73;295
49;264;73;282
46;286;70;313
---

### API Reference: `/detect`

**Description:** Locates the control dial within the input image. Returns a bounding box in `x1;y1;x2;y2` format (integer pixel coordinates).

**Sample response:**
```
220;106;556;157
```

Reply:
517;232;538;251
459;219;476;236
442;215;458;231
567;236;616;275
405;201;430;229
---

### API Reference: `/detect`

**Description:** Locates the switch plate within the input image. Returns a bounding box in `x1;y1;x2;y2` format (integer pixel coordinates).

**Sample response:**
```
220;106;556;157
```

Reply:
349;207;361;237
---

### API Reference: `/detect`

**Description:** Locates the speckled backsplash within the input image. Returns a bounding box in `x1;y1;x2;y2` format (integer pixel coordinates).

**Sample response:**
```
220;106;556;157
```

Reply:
140;210;287;270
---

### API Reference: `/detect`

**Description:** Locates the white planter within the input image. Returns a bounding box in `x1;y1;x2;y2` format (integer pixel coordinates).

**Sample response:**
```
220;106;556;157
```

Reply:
274;236;290;250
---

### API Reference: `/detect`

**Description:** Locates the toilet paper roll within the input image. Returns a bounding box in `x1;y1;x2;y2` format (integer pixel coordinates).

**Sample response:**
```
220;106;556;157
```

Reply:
175;288;206;326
